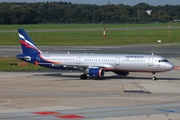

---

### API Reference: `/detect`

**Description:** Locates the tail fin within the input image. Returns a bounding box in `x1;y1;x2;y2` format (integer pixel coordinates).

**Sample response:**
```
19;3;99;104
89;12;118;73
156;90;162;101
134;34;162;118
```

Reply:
18;29;42;55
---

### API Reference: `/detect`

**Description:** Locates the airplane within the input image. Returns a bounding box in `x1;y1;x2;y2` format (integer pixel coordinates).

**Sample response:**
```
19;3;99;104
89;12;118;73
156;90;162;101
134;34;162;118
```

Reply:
16;29;174;80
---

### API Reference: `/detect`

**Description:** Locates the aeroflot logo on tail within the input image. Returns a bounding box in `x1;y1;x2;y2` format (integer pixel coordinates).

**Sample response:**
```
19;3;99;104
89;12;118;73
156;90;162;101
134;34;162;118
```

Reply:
19;33;42;53
126;56;144;58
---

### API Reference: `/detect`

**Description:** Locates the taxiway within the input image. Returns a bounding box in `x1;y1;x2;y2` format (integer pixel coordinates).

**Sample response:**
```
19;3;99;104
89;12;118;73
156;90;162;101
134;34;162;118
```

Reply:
0;44;180;119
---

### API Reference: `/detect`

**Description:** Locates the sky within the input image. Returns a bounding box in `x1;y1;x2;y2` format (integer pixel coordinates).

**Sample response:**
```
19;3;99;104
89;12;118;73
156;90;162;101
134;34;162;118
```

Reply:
1;0;180;6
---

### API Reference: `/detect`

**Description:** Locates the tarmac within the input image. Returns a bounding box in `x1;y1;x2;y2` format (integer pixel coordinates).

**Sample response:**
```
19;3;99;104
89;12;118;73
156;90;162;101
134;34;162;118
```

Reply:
0;44;180;119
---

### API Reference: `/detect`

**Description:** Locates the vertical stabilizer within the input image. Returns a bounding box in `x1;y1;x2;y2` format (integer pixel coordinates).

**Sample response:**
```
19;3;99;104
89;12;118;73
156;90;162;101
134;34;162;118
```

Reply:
18;29;42;55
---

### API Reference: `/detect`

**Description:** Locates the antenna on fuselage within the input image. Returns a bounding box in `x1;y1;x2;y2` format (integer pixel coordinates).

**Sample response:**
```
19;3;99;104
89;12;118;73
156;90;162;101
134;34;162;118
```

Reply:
151;52;154;55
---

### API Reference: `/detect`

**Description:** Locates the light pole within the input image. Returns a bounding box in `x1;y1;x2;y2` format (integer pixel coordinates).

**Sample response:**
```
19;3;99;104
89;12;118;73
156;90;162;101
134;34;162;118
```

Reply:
138;10;140;19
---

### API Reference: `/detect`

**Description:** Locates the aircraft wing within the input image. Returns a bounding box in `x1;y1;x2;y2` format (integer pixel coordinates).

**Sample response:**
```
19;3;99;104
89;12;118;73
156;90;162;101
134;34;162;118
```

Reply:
38;62;113;69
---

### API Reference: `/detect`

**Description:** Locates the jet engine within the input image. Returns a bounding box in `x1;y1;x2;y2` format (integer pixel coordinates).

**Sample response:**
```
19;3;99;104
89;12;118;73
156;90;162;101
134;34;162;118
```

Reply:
88;68;105;77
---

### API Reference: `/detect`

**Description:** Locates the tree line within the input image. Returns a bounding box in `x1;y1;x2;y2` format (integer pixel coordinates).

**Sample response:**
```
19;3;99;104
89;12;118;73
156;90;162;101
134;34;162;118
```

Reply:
0;1;180;24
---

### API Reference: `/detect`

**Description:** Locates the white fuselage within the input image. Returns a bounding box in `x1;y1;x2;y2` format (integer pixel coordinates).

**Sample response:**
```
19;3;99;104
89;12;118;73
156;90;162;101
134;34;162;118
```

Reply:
38;53;174;72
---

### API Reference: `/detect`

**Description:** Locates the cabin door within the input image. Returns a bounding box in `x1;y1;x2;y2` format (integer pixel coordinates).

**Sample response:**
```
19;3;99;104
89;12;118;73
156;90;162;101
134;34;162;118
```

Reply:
36;55;40;63
148;57;154;66
76;57;80;64
115;57;120;66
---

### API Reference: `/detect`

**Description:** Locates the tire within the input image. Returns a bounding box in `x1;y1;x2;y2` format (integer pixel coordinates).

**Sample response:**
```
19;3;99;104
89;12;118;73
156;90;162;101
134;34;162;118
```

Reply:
80;74;87;79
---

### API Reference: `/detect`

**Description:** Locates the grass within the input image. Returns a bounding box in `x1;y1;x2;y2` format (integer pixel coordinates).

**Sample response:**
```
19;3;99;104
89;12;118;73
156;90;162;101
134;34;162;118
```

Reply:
0;57;46;71
0;23;180;71
0;27;180;46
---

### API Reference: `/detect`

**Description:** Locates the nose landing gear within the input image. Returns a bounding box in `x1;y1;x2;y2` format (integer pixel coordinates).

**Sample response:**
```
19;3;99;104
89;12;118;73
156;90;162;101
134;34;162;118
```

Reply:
152;72;157;80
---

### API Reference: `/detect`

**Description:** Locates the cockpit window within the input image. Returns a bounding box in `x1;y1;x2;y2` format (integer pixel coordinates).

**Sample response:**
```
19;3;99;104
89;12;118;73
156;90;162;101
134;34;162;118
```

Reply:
158;59;168;62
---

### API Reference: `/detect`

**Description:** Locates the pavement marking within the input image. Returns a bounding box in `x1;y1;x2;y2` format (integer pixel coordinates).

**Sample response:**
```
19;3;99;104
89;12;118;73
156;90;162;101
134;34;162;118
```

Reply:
56;114;85;119
34;111;61;115
174;66;180;70
156;107;180;113
34;111;85;119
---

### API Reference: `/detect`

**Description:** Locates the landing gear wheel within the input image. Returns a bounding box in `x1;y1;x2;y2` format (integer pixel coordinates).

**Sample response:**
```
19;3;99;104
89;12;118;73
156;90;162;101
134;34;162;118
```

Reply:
152;72;157;81
152;77;157;81
80;74;88;80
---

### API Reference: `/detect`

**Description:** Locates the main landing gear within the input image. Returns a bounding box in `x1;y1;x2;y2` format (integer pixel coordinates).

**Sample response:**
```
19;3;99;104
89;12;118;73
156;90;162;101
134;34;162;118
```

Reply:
80;68;88;80
80;74;88;79
152;72;157;80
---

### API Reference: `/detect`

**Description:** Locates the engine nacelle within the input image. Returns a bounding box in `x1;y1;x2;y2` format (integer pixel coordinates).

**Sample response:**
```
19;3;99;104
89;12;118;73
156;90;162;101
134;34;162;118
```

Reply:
113;71;129;76
88;68;105;77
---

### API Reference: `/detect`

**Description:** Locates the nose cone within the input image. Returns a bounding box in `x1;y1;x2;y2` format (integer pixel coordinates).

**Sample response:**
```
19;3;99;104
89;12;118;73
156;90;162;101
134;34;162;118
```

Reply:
166;63;174;71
